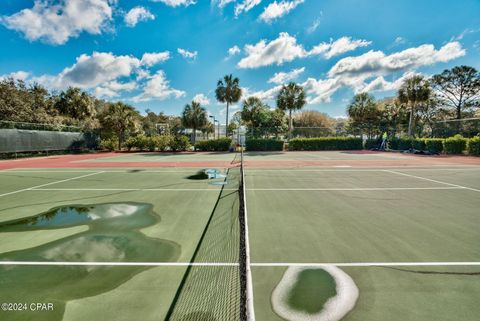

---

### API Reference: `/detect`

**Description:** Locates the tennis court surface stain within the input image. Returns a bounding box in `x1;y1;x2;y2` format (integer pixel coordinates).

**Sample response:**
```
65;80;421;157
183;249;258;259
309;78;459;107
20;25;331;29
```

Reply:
0;202;180;321
287;268;337;314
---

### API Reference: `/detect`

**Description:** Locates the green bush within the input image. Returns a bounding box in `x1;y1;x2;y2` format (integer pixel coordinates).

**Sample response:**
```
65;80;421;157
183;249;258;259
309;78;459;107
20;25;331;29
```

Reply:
467;136;480;156
156;135;173;151
100;137;117;151
195;138;232;151
412;138;426;151
125;137;137;151
246;139;284;151
424;138;444;154
288;137;363;151
171;135;191;152
396;137;414;150
365;138;380;150
443;135;467;154
145;136;157;152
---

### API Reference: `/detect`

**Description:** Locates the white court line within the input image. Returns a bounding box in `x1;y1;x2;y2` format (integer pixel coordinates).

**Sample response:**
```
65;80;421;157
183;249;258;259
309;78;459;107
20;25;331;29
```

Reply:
384;170;480;193
31;188;235;192
251;262;480;267
0;261;239;267
0;170;208;173
247;187;463;191
246;167;480;172
0;171;105;198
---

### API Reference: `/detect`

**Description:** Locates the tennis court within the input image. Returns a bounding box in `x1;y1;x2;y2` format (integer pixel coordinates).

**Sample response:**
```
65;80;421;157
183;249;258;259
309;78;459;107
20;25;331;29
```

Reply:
0;151;479;321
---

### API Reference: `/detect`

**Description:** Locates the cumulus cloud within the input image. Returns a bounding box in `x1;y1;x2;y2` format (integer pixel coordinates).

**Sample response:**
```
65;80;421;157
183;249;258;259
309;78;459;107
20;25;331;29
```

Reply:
228;45;241;56
329;42;465;77
151;0;196;7
0;0;114;45
235;0;262;16
268;67;305;84
259;0;304;23
309;37;371;59
55;52;141;88
238;32;307;68
177;48;198;60
94;80;137;98
192;93;210;105
132;71;185;102
0;71;30;81
140;51;170;66
124;6;155;27
238;33;370;69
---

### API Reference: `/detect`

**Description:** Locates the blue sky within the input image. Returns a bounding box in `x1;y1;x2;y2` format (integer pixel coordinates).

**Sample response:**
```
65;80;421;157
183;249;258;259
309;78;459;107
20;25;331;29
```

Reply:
1;0;479;122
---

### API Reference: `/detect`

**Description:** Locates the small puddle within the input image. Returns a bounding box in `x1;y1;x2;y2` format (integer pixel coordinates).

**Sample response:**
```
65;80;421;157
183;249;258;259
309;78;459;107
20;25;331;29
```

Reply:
287;268;337;314
0;203;180;321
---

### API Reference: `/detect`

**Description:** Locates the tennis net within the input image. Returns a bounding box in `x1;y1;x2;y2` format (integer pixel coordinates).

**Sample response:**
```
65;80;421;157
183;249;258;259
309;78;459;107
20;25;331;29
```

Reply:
165;151;254;321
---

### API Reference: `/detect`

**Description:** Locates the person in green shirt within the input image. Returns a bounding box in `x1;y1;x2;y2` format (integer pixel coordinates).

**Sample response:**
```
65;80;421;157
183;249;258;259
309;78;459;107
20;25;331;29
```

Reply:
380;132;388;150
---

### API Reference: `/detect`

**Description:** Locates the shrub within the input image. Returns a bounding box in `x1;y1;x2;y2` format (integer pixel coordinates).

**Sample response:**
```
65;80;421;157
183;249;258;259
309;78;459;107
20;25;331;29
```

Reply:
156;135;173;151
396;137;414;150
365;138;381;150
412;138;426;151
467;136;480;156
288;137;363;151
443;135;467;154
145;136;158;152
246;139;284;151
424;138;444;154
125;137;137;151
171;135;191;152
195;138;232;152
100;137;117;151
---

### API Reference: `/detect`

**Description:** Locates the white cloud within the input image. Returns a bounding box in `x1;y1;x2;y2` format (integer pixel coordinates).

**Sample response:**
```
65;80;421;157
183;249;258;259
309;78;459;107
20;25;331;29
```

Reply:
151;0;196;7
140;51;170;66
124;6;155;27
259;0;304;23
54;52;141;88
268;67;305;84
192;93;210;105
238;32;307;68
329;42;466;78
0;71;30;81
306;17;321;34
213;0;236;8
238;33;371;69
228;45;241;56
132;70;185;102
94;80;137;98
302;42;466;104
177;48;198;60
0;0;114;45
235;0;262;16
309;37;371;59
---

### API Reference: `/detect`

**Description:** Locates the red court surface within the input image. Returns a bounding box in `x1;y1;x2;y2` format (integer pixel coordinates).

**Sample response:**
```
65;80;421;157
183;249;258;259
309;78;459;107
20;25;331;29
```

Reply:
0;151;479;170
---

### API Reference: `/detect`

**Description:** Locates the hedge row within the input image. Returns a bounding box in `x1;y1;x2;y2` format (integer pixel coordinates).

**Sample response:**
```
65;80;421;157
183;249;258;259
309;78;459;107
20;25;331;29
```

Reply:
467;136;480;155
289;137;363;151
246;139;284;151
387;135;476;155
102;135;191;152
195;138;232;151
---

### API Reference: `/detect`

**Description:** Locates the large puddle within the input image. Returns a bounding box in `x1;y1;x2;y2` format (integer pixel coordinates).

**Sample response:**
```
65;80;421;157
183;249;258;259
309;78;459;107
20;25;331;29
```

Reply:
0;203;180;321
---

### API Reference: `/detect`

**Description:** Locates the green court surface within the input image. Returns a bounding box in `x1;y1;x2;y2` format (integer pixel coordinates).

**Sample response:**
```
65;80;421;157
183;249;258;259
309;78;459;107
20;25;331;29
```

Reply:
0;151;479;321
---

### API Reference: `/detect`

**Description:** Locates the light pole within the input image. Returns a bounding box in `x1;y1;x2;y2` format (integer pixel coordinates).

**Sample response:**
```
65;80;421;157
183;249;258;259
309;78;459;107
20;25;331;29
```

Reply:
215;120;220;139
209;116;216;139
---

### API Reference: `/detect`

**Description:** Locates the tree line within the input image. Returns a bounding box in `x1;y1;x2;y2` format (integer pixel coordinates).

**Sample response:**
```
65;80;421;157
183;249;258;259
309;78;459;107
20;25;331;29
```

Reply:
1;64;479;151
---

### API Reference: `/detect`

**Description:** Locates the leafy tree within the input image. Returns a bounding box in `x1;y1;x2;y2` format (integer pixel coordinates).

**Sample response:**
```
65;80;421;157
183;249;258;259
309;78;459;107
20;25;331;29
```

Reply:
100;102;140;150
55;87;96;121
347;93;382;138
215;74;242;136
293;110;336;137
431;66;480;119
241;97;270;128
398;75;431;136
276;82;306;137
181;101;208;149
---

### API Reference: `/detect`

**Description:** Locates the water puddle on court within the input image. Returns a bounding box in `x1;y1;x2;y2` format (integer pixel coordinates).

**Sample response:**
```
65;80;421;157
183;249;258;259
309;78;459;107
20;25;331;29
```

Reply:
0;203;180;321
186;169;228;185
272;266;359;321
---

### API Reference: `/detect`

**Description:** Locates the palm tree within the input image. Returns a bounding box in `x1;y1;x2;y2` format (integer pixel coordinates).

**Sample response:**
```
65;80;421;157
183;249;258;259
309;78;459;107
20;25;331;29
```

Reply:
181;101;208;149
276;82;306;138
215;74;242;137
398;75;431;136
347;93;380;139
101;102;140;150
